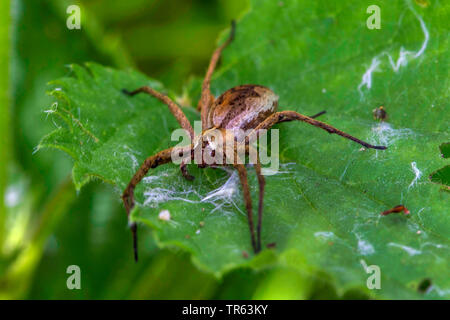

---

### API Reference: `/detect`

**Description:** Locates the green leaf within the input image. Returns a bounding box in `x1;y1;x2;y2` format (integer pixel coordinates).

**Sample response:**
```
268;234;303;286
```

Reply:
439;142;450;158
430;166;450;189
40;0;450;299
430;143;450;189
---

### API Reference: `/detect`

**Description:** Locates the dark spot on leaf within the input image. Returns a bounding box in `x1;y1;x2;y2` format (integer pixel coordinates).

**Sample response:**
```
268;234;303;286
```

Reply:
417;278;432;293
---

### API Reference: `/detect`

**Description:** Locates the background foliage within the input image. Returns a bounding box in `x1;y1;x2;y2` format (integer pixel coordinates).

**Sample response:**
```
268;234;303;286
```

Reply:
1;0;448;299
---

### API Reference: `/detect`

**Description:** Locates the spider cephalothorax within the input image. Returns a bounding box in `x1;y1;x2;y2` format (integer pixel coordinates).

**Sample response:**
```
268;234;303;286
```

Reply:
121;21;386;261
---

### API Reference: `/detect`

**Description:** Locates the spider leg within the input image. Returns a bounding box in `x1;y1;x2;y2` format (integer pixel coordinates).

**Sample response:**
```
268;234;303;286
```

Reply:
197;94;215;113
248;111;387;150
199;20;236;128
310;110;326;119
180;156;195;181
234;164;258;253
252;150;265;252
122;86;194;140
122;145;191;261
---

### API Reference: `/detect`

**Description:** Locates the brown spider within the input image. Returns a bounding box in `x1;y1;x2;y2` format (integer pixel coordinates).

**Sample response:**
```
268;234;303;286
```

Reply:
121;21;386;261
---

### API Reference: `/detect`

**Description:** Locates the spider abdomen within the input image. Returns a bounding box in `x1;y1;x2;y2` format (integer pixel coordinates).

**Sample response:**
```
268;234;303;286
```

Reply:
207;84;278;131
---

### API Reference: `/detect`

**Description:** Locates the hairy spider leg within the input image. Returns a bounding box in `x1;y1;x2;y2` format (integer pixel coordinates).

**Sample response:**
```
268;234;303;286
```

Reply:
180;150;195;181
253;152;265;252
248;111;387;150
234;164;258;253
122;145;191;261
309;110;327;119
249;111;326;251
122;86;194;140
199;20;236;129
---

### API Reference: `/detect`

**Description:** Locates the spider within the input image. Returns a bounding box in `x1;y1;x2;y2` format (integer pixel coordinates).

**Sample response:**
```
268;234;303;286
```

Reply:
121;21;386;261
